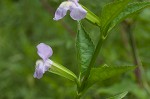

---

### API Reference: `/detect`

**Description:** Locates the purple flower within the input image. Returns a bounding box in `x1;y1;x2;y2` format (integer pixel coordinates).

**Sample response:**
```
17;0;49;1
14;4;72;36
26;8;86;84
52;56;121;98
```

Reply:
53;0;87;21
33;43;53;79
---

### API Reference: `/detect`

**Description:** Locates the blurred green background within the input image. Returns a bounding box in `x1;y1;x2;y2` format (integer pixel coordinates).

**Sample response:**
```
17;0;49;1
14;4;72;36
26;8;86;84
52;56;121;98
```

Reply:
0;0;150;99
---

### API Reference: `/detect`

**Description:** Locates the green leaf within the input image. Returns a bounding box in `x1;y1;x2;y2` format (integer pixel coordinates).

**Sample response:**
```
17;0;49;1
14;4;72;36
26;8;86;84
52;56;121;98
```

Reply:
76;22;95;74
49;61;77;82
81;4;100;26
101;0;131;35
109;2;150;31
86;65;136;88
107;91;128;99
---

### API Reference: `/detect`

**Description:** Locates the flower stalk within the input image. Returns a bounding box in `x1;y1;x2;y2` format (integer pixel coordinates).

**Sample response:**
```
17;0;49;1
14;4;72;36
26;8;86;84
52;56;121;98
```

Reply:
50;61;78;82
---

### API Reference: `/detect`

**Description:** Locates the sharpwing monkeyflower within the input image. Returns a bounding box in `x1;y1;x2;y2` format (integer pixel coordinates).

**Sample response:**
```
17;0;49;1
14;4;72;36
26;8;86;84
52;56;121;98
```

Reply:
33;43;53;79
53;0;87;20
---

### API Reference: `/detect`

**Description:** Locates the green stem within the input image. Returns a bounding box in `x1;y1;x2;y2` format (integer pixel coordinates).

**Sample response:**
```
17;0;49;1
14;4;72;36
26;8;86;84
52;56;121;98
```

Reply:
126;23;143;86
76;77;82;99
76;92;82;99
123;20;150;95
79;31;105;93
50;61;77;82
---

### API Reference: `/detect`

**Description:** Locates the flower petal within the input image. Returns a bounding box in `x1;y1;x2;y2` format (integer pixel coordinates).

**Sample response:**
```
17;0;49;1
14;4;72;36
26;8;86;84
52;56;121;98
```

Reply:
68;0;79;2
33;60;45;79
44;59;53;71
37;43;53;61
53;1;72;20
70;5;87;20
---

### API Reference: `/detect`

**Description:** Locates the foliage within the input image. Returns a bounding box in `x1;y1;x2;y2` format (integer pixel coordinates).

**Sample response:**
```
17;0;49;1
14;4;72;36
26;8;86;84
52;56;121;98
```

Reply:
76;22;94;74
0;0;150;99
107;91;128;99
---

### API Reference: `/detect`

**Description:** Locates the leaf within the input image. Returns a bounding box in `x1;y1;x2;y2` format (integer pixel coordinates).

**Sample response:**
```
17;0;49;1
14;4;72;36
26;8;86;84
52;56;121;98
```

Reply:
101;0;131;35
86;65;136;88
81;4;100;26
97;79;148;99
50;61;77;82
76;22;95;74
107;91;128;99
109;2;150;31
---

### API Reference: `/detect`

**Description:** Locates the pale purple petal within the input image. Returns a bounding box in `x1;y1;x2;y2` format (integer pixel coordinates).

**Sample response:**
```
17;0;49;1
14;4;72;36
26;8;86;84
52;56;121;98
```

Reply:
68;0;79;2
44;59;53;71
33;61;45;79
70;6;87;20
70;5;87;20
37;43;53;61
53;0;86;20
53;1;71;20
